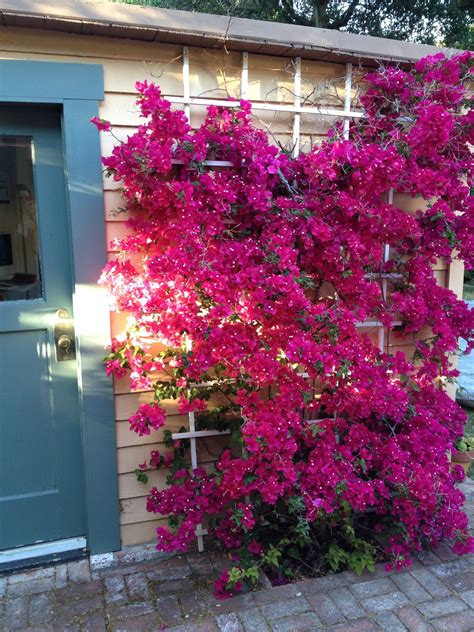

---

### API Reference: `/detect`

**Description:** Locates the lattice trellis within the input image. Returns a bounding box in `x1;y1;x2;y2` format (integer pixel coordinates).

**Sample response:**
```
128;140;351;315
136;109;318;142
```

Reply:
167;47;398;551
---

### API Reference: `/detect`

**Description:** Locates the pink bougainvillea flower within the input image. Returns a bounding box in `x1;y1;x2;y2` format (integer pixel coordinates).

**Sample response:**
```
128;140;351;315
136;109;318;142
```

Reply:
90;116;112;132
99;51;474;598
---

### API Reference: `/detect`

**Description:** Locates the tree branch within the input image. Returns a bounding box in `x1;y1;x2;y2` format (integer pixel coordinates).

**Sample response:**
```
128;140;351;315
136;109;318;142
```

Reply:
279;0;301;24
331;0;360;29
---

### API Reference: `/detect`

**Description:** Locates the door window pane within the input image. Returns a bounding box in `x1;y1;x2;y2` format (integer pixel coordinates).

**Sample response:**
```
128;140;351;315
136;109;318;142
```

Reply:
0;136;41;301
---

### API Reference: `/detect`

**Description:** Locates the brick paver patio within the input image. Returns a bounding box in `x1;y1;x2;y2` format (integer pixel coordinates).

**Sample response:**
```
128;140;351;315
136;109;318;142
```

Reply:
1;479;473;631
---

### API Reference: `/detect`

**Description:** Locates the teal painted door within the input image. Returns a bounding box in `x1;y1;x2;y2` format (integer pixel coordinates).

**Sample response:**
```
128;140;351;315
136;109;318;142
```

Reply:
0;107;85;549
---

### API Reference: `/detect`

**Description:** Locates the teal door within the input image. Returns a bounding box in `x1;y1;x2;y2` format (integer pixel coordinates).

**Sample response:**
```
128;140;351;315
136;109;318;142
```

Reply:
0;107;85;550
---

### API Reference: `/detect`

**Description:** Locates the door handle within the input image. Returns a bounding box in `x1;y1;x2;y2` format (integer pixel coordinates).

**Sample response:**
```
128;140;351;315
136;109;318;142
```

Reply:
54;309;76;361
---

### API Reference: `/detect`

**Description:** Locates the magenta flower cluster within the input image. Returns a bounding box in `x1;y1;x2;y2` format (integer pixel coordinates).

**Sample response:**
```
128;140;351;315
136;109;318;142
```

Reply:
94;52;474;598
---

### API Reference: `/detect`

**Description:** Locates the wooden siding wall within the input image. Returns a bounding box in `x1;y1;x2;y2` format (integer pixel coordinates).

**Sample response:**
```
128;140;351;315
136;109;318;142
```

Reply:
0;27;463;547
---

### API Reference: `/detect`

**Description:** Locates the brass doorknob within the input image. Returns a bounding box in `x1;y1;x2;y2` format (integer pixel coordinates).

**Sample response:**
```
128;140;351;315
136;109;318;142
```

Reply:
54;317;76;362
57;334;72;351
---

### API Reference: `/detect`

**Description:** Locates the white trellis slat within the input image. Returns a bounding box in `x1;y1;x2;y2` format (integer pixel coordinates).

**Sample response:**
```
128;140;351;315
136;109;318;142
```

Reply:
241;51;249;99
343;63;353;140
172;429;231;440
171;159;234;167
377;190;395;352
182;46;191;122
360;320;401;328
167;94;363;119
164;48;399;550
292;57;302;158
180;336;210;551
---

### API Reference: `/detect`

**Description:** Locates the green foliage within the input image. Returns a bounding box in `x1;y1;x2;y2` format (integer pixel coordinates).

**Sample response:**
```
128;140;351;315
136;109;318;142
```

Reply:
262;543;283;568
465;270;474;300
134;468;149;484
455;435;474;452
226;564;260;589
325;541;376;575
325;524;377;575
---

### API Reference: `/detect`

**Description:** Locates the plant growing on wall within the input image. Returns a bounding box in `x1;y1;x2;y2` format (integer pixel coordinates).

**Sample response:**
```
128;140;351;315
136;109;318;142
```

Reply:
94;51;474;598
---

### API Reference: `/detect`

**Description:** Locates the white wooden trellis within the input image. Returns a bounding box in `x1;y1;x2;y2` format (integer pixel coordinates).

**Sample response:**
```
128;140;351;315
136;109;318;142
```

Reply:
292;57;302;157
343;63;353;140
168;48;397;550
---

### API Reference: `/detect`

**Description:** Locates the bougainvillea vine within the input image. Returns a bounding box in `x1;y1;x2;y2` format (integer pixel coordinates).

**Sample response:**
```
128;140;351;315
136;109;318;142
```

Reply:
94;51;474;598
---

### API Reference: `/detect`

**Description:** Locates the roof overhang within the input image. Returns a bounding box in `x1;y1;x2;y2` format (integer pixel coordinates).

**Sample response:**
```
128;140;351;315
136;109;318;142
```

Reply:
0;0;453;65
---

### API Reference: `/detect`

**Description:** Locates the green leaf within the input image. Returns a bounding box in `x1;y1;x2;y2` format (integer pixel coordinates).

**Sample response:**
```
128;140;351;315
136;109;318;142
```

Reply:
134;468;148;484
310;424;325;437
288;495;305;514
325;543;347;572
263;544;282;568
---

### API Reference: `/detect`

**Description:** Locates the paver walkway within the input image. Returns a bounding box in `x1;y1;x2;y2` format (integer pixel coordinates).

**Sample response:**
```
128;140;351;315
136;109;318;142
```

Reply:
1;480;473;632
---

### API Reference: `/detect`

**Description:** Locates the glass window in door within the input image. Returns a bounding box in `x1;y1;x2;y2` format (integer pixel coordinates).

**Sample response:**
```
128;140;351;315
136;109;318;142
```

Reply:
0;136;41;301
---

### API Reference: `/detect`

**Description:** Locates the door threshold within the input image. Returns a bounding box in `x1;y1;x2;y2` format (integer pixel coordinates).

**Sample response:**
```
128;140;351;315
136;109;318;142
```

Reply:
0;537;87;573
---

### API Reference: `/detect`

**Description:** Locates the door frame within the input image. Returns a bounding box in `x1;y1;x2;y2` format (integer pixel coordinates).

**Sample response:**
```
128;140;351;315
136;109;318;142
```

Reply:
0;60;120;555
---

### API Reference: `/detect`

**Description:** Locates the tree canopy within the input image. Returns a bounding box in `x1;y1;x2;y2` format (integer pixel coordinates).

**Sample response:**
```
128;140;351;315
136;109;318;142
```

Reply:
112;0;473;49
